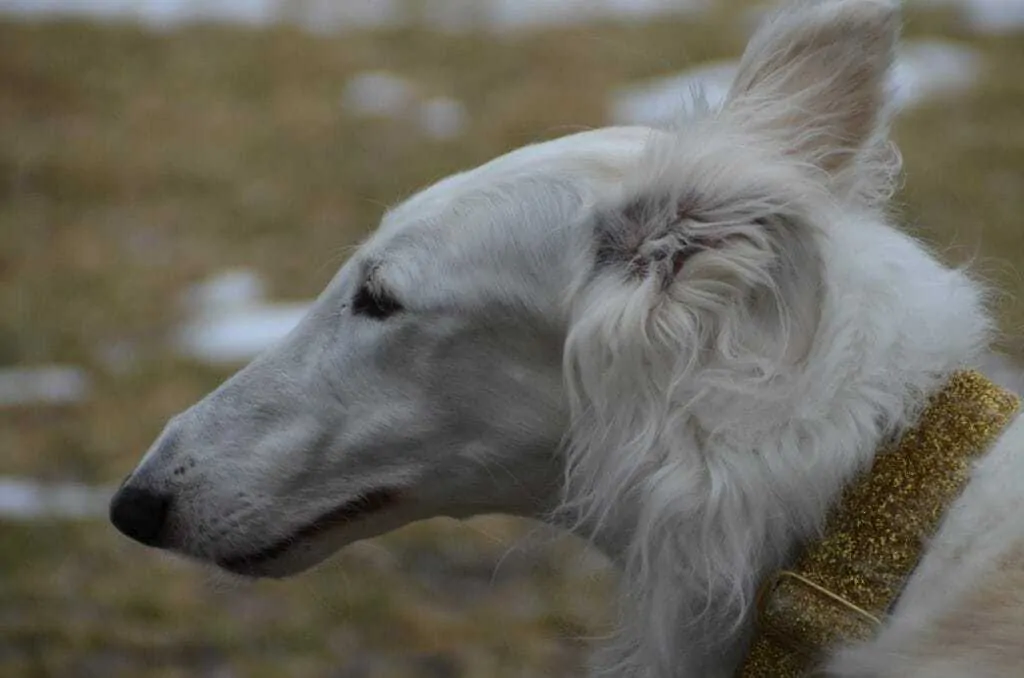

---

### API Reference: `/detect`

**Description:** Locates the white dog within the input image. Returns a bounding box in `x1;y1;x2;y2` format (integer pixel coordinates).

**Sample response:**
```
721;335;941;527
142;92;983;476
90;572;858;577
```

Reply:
110;1;1024;675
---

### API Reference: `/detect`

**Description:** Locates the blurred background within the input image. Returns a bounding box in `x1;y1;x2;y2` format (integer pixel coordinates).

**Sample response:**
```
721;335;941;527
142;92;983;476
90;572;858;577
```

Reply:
1;0;1022;676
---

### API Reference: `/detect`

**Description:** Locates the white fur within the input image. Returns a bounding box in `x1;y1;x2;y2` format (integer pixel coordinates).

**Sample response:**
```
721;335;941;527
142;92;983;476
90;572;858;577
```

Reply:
116;1;1021;676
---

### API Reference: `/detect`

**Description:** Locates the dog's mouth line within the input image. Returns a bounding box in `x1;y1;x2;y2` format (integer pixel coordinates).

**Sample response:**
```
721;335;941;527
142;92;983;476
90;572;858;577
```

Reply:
216;487;399;573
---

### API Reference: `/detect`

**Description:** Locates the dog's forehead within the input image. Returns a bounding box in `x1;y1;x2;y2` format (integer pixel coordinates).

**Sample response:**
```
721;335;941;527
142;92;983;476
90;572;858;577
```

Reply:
378;126;659;241
320;128;659;312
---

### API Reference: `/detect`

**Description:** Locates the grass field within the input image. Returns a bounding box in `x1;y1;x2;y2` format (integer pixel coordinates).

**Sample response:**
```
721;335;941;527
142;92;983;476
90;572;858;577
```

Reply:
1;2;1022;676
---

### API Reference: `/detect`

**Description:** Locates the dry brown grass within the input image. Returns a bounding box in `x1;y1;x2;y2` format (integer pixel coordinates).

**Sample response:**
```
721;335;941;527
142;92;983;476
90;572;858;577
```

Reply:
1;4;1022;677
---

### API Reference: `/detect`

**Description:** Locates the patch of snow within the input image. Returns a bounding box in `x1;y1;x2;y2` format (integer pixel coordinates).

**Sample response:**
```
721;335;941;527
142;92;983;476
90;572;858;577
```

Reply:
341;72;469;140
0;365;91;407
418;96;468;140
177;303;311;364
176;269;311;365
10;0;1018;37
0;0;278;28
285;0;402;33
609;60;737;127
890;40;983;110
467;0;708;32
913;0;1024;34
0;0;707;33
341;71;419;119
185;268;267;314
0;0;402;31
610;40;983;126
0;477;114;519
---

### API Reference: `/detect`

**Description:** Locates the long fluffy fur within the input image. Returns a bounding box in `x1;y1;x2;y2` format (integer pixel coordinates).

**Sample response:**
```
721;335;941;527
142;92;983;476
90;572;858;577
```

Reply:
558;1;992;674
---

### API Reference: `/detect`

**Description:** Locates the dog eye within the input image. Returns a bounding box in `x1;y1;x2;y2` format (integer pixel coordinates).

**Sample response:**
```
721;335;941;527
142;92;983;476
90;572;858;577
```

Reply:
352;285;403;319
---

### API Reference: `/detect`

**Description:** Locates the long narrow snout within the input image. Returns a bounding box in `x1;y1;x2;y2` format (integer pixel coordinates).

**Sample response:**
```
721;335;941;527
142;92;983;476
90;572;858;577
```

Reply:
104;337;439;578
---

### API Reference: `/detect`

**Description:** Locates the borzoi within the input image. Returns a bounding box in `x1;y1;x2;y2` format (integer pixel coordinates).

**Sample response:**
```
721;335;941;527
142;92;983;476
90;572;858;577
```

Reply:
110;1;1024;675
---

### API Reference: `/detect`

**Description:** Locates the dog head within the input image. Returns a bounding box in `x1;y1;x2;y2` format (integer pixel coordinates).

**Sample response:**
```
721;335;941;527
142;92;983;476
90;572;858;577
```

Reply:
111;0;914;582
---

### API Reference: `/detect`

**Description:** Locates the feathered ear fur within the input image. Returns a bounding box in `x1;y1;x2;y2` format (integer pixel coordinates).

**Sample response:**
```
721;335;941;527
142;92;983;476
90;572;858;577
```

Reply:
563;175;826;674
560;1;901;674
725;0;901;201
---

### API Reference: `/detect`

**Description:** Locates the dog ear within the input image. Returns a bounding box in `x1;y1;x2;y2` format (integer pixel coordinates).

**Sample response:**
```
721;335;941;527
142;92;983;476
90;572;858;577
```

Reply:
725;0;899;176
561;190;824;664
574;190;822;383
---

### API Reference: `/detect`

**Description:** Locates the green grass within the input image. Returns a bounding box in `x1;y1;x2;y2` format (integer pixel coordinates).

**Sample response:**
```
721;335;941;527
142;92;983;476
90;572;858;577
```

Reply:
1;4;1022;676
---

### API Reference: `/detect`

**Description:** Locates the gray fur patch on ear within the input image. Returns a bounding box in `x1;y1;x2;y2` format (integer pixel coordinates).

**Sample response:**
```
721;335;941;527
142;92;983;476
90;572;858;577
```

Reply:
593;197;654;273
592;194;709;287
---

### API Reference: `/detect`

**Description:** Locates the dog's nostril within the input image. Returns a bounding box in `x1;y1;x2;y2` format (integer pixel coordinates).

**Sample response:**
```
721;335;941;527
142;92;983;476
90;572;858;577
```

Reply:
109;484;172;548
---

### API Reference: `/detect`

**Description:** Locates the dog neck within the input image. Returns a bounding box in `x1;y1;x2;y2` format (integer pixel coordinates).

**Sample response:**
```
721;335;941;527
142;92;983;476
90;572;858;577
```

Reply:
738;371;1019;676
549;371;1019;677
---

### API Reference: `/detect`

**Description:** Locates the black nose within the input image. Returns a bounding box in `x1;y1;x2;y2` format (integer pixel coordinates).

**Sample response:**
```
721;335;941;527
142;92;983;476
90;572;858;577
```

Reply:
109;483;171;548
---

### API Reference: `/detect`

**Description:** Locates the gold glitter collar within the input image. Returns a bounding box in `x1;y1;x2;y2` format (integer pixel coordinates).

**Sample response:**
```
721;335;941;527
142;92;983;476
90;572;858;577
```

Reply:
738;371;1020;677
